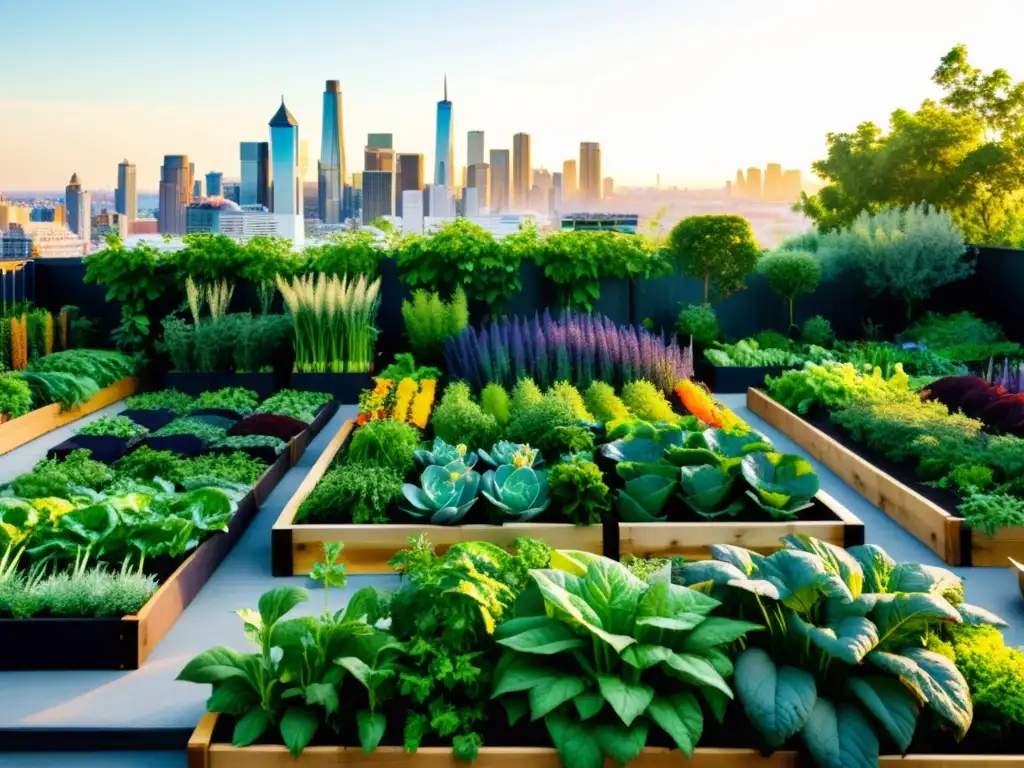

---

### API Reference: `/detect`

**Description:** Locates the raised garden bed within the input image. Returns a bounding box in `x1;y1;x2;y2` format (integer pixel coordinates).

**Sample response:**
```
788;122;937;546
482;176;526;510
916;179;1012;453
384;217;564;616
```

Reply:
188;713;1018;768
290;373;374;404
695;360;787;395
0;448;290;671
614;488;864;560
747;387;1021;566
0;376;138;456
166;371;276;400
271;419;605;576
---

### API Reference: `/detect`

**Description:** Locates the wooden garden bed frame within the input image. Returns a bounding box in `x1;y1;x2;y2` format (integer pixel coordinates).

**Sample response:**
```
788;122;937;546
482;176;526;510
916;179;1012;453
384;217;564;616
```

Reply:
0;375;139;456
747;387;1023;567
188;713;1022;768
272;419;605;576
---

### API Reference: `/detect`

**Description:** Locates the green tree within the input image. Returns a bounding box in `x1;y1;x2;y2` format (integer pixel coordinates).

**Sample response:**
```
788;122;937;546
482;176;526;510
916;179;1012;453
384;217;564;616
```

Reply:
757;251;822;329
667;214;761;302
799;45;1024;243
242;236;293;312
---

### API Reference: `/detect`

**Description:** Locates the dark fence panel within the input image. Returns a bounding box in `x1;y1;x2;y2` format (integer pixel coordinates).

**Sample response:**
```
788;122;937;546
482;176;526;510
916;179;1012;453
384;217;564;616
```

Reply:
32;258;119;335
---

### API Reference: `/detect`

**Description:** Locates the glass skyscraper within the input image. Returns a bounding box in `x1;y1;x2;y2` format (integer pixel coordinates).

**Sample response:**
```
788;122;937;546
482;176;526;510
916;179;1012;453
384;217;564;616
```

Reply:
318;80;345;225
434;77;454;187
116;160;137;220
240;142;270;209
206;172;223;197
270;99;300;216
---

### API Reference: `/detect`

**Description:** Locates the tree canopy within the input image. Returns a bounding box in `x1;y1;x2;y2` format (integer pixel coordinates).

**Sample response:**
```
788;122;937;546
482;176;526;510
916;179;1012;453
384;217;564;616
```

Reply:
799;45;1024;244
667;214;760;302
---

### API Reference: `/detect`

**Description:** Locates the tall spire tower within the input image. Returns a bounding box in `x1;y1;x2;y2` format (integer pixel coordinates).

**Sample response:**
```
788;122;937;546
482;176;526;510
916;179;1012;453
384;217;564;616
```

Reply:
318;80;346;224
434;76;454;187
269;97;304;244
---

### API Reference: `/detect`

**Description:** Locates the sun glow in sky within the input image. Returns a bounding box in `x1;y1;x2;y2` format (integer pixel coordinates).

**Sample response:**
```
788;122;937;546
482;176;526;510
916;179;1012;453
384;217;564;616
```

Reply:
2;0;1022;191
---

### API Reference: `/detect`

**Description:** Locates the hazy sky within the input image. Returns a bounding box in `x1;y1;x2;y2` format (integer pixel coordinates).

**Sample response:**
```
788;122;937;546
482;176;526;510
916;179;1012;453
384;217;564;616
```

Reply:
2;0;1022;192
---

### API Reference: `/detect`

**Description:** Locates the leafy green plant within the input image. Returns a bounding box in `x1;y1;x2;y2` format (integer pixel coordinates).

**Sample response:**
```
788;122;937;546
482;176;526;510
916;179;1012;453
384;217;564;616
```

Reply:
297;463;404;524
505;393;580;456
480;383;511;427
8;450;115;499
348;419;420;474
179;452;268;487
548;381;594;421
677;535;1000;768
677;464;744;518
431;383;499;450
547;457;610;525
766;362;916;415
195;387;260;415
492;549;759;768
19;371;99;410
402;287;469;364
758;251;822;328
704;339;809;368
125;389;195;415
161;316;195;372
802;316;834;347
213;435;287;455
480;465;550;522
740;452;819;517
77;415;149;440
233;313;293;373
400;461;480;524
478;441;543;470
256;389;331;423
754;330;791;350
414;437;478;470
0;373;32;419
510;378;544;412
614;474;677;522
153;417;229;444
583;381;634;425
676;303;720;346
28;349;135;388
377;353;442;383
113;446;183;483
0;562;157;619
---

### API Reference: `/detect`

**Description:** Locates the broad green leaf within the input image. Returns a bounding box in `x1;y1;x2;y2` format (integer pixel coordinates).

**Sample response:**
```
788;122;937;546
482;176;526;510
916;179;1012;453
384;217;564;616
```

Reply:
957;603;1008;627
646;692;703;756
674;560;754;590
597;674;655;727
550;549;603;576
491;653;560;698
280;706;319;757
681;616;762;651
207;678;259;716
616;490;669;523
232;707;271;747
545;711;603;768
579;558;647;635
787;613;879;665
573;691;605;720
701;688;730;724
735;648;816;748
619;474;677;519
531;570;602;626
342;586;384;624
178;647;252;683
258;587;308;628
621;643;674;669
755;549;854;611
356;710;386;753
497;619;585;654
637;579;720;620
886;563;961;600
636;615;704;633
741;452;820;513
867;649;972;738
708;543;769;574
501;696;529;727
782;534;864;598
529;675;589;719
494;615;559;640
847;677;920;753
801;699;879;768
847;544;895;595
593;720;649;764
336;656;372;687
870;593;962;647
700;647;734;679
304;682;339;714
662;652;733;698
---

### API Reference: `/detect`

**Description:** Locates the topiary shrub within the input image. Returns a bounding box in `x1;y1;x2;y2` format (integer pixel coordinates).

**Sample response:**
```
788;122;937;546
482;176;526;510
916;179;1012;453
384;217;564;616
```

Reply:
676;303;719;346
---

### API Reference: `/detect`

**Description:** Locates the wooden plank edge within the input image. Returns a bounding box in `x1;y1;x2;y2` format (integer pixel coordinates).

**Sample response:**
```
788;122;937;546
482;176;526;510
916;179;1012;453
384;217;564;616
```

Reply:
272;418;353;531
188;712;217;768
746;388;962;565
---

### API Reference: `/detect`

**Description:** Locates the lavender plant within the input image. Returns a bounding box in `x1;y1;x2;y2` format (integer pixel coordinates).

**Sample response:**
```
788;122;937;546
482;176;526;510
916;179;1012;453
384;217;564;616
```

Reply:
444;311;693;393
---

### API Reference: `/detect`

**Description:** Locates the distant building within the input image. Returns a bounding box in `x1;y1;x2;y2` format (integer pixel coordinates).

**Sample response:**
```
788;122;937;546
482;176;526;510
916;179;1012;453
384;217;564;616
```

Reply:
130;218;159;235
299;139;309;182
1;224;33;260
746;167;763;199
422;212;538;238
463;187;480;217
364;146;395;172
402;190;424;233
206;172;223;197
764;163;783;201
0;202;30;230
93;211;128;238
269;98;304;244
65;172;91;242
552;172;563;213
240;142;271;209
158;156;191;235
367;133;393;149
512;134;531;209
602;177;614;198
218;209;281;240
434;77;454;187
467;162;489;210
222;181;240;204
426;184;455;218
396;153;424;217
186;198;244;234
562;159;578;200
735;169;746;197
23;222;88;257
782;169;802;201
579;142;601;201
192;179;203;199
467;131;485;167
561;213;638;233
116;160;137;220
362;170;395;224
318;80;347;225
489;150;510;213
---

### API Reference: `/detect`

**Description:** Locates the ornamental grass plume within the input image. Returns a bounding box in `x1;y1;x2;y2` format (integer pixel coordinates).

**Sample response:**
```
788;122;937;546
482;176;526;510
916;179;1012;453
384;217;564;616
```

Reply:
10;315;27;371
44;313;54;357
58;310;69;350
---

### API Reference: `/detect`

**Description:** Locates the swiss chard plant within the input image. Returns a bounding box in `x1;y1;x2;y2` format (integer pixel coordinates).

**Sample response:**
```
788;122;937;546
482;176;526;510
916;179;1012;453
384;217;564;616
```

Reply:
491;549;760;768
480;465;550;523
400;461;481;525
676;534;1005;768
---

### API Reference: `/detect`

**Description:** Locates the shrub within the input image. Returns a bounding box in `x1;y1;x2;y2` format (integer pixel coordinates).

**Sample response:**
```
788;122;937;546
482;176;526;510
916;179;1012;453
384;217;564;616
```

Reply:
509;378;543;413
234;314;292;373
676;303;719;345
757;251;821;328
901;311;1006;349
10;450;115;499
194;387;260;415
505;393;578;454
0;567;157;619
77;415;148;440
479;383;510;427
401;287;469;364
347;419;420;474
161;316;195;372
296;464;403;524
753;330;791;350
801;315;834;347
125;389;195;415
667;214;761;302
620;379;678;422
547;456;611;525
583;381;633;424
547;381;593;421
430;383;499;450
113;446;183;483
0;373;32;419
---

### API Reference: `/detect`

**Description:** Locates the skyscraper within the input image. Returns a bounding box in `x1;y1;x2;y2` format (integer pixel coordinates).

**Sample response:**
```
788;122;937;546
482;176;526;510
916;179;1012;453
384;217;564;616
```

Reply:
158;156;190;235
299;140;309;182
562;159;578;200
552;172;563;213
468;163;489;210
603;177;614;198
467;131;485;167
579;142;601;201
65;173;91;242
489;149;510;213
782;169;803;201
396;153;424;217
240;142;270;209
434;76;454;187
746;167;763;199
734;169;746;197
362;170;395;225
318;80;345;225
365;147;395;172
116;160;137;220
206;172;223;197
764;163;783;201
512;133;531;210
367;133;393;149
269;98;304;243
193;179;203;199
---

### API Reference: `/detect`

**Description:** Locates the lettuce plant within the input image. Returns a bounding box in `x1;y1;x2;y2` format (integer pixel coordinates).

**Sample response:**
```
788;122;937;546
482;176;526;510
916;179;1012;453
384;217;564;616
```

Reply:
677;464;744;518
491;549;760;768
400;461;480;524
740;452;819;517
676;535;1004;768
414;437;478;470
614;475;676;522
665;428;773;473
478;440;543;470
480;465;550;522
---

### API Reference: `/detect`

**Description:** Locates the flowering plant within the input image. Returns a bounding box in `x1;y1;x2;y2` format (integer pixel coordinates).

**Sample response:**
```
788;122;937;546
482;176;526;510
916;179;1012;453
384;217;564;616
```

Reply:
357;377;437;428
